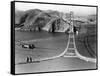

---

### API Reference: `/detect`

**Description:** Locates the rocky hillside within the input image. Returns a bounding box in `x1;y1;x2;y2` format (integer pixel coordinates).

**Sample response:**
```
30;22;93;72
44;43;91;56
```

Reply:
15;9;70;32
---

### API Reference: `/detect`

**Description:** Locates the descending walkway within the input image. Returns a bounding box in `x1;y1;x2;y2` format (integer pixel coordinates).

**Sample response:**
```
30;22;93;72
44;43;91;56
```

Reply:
63;11;96;63
63;30;96;63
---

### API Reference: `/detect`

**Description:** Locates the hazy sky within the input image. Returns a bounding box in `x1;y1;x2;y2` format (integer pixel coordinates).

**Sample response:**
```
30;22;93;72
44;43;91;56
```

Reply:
15;2;96;16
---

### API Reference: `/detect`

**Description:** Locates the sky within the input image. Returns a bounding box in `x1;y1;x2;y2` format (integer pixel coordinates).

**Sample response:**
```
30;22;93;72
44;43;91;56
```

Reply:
15;2;97;16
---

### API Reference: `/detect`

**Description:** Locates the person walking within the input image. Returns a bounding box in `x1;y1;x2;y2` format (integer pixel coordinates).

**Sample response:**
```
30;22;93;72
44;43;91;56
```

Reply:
26;56;29;63
73;26;78;35
30;57;32;62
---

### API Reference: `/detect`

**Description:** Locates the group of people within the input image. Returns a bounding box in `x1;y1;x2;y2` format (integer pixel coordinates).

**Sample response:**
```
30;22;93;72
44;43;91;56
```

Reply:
26;56;33;63
73;26;79;35
67;26;79;35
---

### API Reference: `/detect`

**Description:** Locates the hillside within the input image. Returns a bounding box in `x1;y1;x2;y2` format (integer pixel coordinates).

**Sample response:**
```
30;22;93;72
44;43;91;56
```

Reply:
15;9;97;32
15;9;70;32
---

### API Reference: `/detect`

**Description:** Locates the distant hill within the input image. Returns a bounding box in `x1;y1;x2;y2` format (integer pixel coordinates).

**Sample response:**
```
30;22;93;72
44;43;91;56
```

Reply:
15;9;70;32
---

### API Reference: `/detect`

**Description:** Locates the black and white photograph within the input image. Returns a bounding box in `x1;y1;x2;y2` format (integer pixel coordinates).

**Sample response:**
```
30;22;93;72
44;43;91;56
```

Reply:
11;1;97;75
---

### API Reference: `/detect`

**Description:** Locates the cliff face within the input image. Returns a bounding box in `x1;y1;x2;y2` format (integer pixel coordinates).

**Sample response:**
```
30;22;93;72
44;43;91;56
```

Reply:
15;9;70;32
42;18;69;32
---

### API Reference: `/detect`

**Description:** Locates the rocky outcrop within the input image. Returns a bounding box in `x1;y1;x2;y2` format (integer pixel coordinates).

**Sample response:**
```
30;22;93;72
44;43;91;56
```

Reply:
42;18;70;32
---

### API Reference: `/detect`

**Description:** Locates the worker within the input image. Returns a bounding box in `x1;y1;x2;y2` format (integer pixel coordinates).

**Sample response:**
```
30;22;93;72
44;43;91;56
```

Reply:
26;56;29;63
29;57;32;62
73;26;78;35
